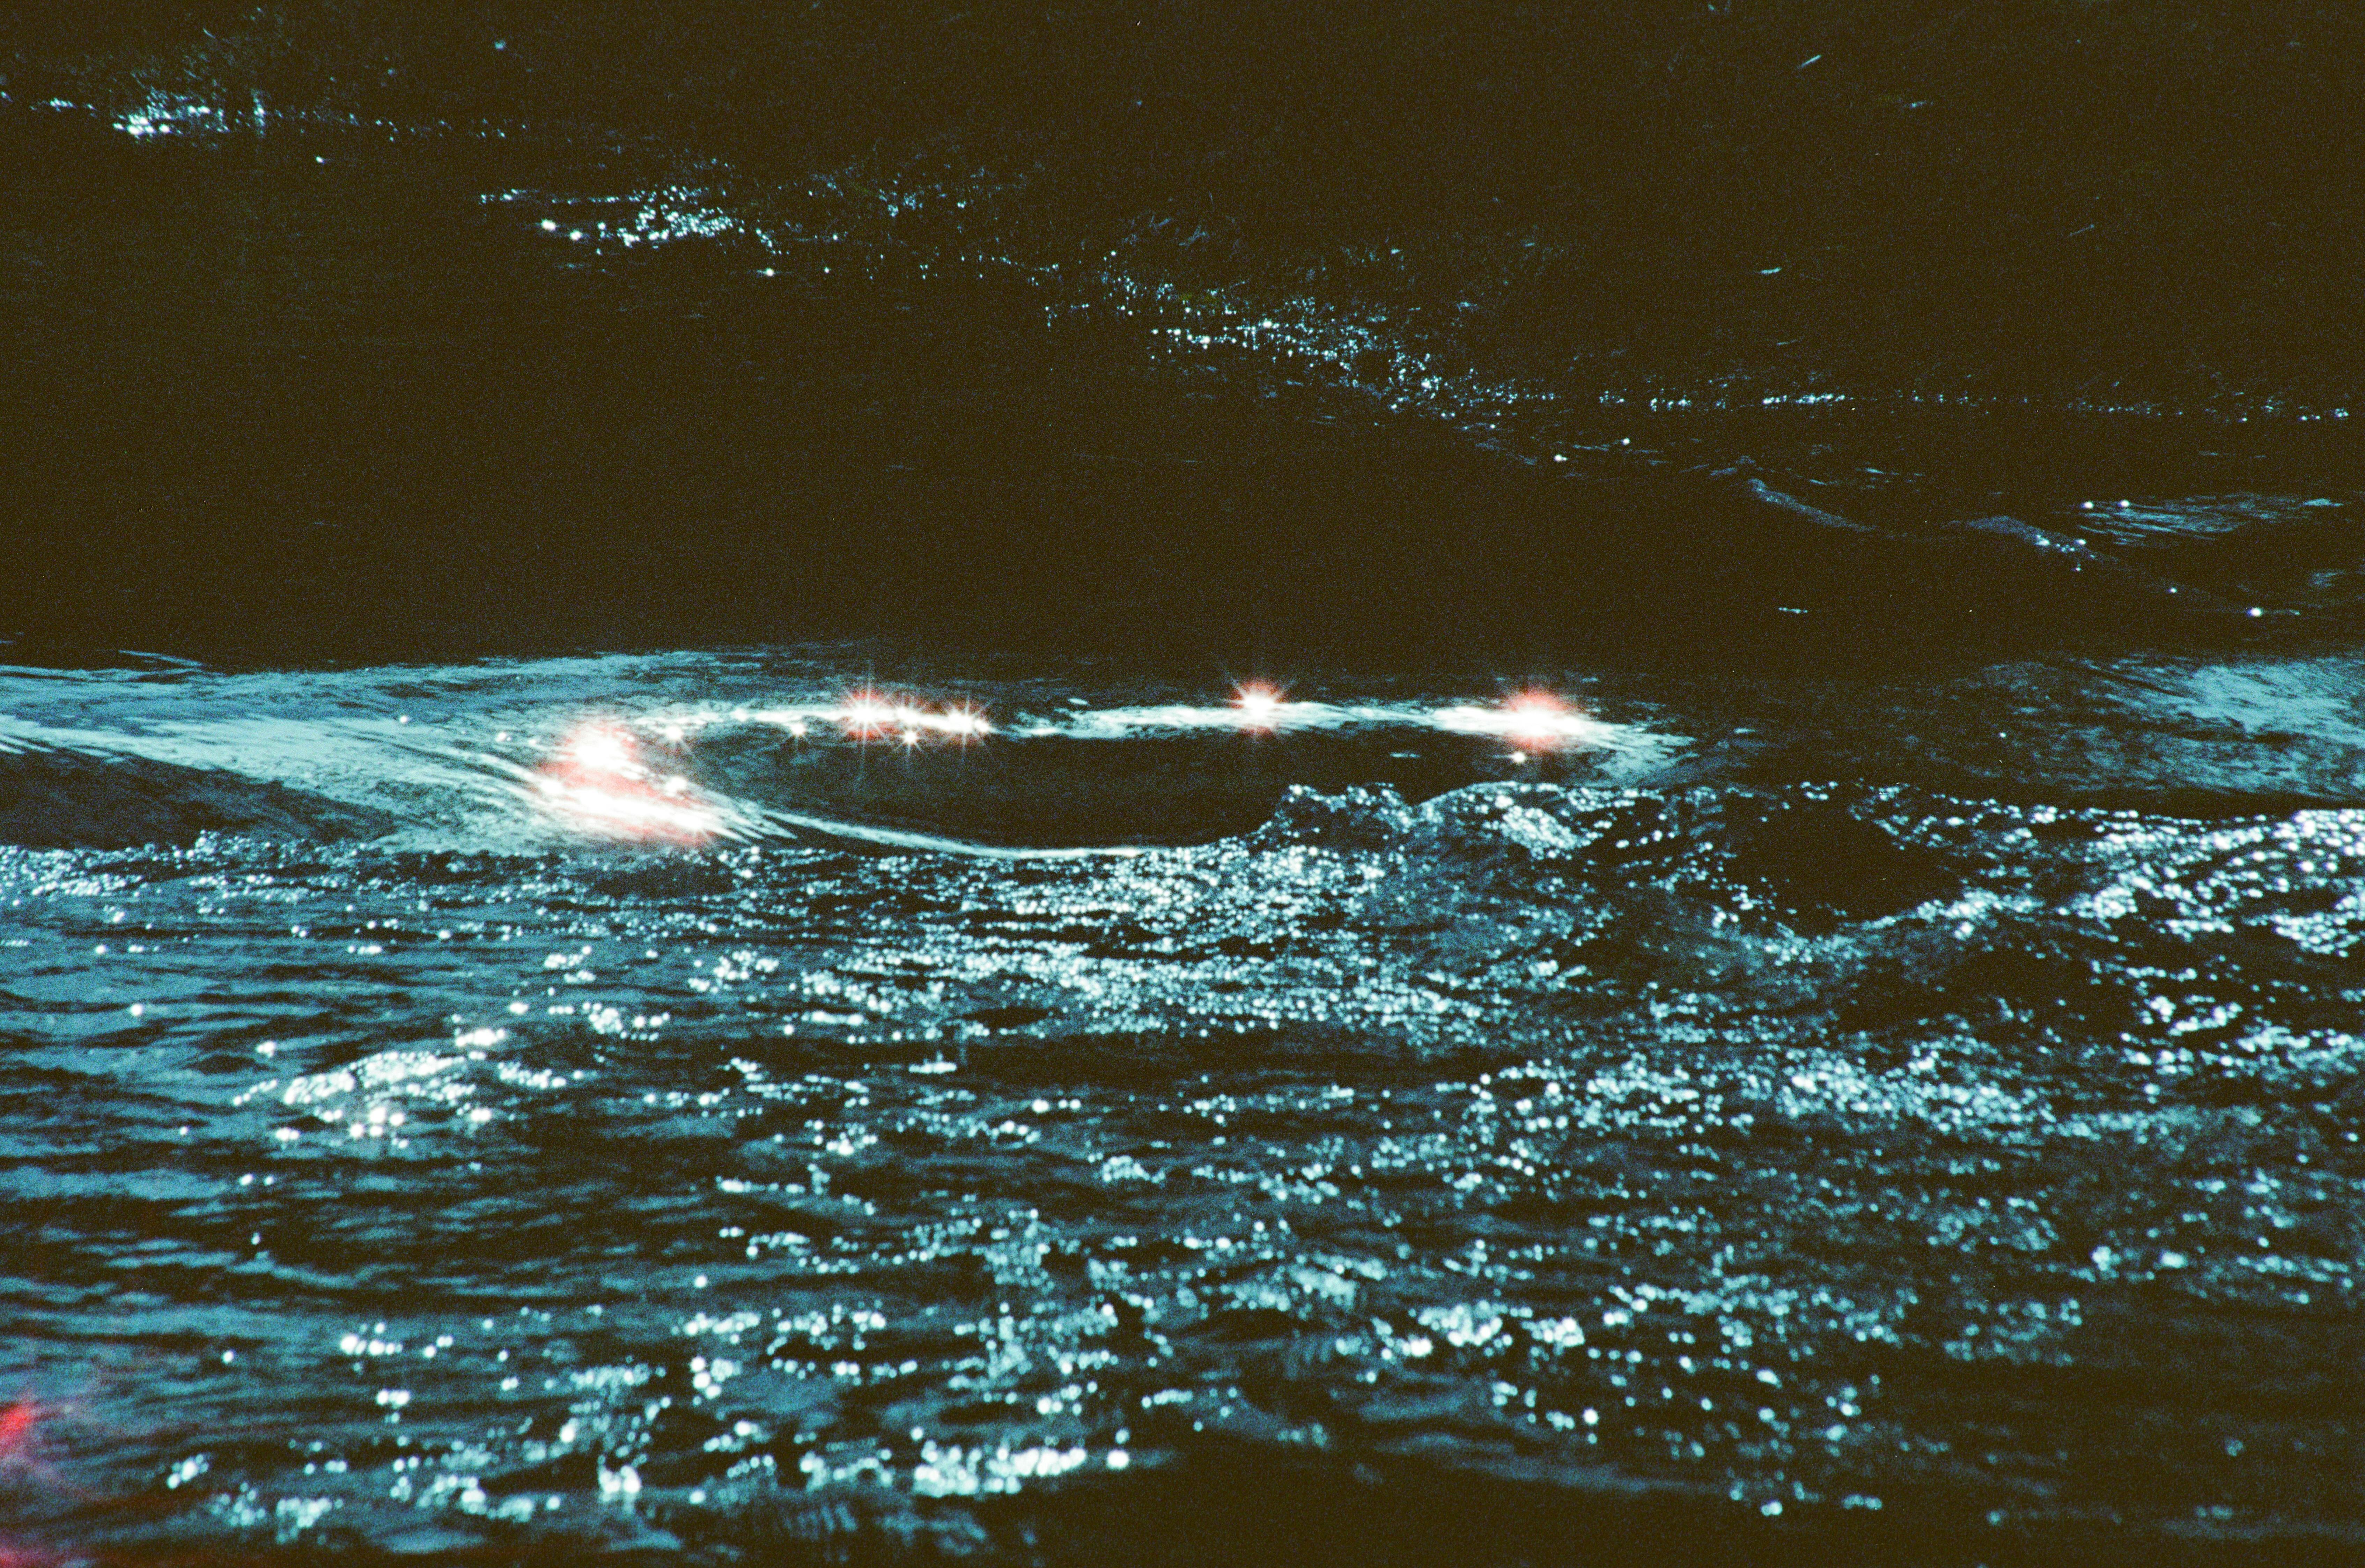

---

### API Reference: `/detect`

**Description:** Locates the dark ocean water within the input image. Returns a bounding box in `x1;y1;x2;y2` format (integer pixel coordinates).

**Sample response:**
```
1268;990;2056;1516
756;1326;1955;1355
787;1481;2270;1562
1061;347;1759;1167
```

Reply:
4;6;2365;1563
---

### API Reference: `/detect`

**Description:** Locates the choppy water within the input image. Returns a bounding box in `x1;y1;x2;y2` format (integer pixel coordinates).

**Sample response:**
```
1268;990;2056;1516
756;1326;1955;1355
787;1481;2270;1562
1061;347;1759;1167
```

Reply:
5;650;2364;1563
5;7;2365;1563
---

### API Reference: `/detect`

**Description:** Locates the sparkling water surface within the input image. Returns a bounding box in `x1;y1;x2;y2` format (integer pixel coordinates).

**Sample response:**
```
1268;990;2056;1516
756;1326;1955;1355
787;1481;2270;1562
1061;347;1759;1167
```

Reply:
5;649;2364;1563
6;9;2365;1562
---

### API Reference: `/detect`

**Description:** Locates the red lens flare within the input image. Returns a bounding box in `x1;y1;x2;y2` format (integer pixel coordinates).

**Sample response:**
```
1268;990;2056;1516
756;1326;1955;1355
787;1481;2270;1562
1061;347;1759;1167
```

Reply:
2;1388;233;1562
1432;689;1598;753
535;720;719;845
1232;682;1285;730
554;720;639;779
1501;689;1571;749
0;1399;42;1489
0;1396;96;1549
0;1395;92;1502
837;689;898;740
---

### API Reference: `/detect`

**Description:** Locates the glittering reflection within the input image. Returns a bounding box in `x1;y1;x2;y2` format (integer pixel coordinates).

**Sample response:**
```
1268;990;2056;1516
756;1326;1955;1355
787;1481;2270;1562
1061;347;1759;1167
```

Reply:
827;690;994;745
6;651;2365;1558
1232;682;1284;731
1017;691;1639;752
533;719;725;844
495;184;749;254
461;684;1690;852
838;691;897;740
1036;697;1374;737
12;46;2365;1560
1434;689;1607;753
112;88;261;139
146;774;2328;1548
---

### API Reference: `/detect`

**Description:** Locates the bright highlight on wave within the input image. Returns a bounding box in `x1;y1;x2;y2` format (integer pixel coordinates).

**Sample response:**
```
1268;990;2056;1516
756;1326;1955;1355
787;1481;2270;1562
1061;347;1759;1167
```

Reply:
523;681;1616;847
1030;685;1618;750
831;690;993;744
535;720;723;844
1233;681;1285;728
1432;690;1605;752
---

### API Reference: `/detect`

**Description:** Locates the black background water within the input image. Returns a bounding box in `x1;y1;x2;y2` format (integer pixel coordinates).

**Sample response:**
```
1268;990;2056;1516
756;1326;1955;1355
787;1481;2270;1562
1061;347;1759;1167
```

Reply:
3;5;2364;1564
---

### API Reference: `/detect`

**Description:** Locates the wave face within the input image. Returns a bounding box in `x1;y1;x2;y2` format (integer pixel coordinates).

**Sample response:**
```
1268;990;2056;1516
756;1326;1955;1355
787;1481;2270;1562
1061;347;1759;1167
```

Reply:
4;6;2365;1564
2;652;2364;1564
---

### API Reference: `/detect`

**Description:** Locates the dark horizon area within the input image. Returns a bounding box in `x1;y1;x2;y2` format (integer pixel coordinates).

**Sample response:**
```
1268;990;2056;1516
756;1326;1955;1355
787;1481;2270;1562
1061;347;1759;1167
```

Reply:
6;2;2364;668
